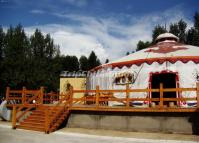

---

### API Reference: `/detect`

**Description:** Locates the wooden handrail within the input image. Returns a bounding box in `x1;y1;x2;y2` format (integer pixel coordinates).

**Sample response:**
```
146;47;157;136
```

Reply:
45;91;71;133
6;83;199;111
16;106;35;121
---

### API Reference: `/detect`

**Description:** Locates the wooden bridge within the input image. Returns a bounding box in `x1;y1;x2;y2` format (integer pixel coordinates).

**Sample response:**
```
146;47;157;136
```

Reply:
6;83;199;133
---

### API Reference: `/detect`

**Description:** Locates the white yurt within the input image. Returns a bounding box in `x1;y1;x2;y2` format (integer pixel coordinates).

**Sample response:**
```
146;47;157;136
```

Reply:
87;33;199;107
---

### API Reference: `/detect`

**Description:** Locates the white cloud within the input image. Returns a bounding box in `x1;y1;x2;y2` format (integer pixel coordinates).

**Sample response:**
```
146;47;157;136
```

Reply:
63;0;88;7
24;6;193;63
30;9;45;14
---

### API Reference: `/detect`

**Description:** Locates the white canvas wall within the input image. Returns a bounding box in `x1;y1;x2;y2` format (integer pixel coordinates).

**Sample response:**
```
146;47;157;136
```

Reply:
87;61;199;106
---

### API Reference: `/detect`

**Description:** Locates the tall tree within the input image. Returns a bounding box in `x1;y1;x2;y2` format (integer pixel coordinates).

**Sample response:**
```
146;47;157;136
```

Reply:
79;55;89;71
169;23;179;37
61;55;79;72
136;40;151;51
29;28;61;90
88;51;101;70
152;25;167;43
105;59;109;64
0;26;4;61
0;26;5;96
126;52;130;55
192;12;199;46
3;24;30;89
194;12;199;30
186;28;195;44
178;19;187;43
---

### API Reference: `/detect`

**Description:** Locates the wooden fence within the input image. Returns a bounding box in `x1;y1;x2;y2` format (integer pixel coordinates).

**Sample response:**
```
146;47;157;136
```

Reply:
6;82;199;112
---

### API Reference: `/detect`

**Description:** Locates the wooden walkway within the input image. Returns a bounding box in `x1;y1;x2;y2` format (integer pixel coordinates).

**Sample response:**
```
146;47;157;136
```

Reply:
5;82;199;133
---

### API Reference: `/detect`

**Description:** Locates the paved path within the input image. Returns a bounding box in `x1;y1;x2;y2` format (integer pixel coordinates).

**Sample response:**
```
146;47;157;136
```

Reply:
0;121;199;143
0;124;198;143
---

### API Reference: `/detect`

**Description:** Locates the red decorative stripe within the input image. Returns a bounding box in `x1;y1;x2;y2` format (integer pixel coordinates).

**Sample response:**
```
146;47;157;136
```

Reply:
90;56;199;72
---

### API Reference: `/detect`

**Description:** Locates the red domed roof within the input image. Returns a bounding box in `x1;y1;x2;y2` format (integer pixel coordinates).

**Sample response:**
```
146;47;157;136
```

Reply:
92;33;199;71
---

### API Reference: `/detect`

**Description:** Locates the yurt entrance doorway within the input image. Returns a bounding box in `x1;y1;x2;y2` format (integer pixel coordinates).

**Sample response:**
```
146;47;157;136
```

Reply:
150;72;178;106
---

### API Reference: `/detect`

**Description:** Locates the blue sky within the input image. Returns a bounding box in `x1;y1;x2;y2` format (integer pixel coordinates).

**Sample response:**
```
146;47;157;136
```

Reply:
1;0;199;62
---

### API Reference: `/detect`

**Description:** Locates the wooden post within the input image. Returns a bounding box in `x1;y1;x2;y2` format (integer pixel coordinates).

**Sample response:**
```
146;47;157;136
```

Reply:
12;105;17;129
96;85;100;107
126;84;130;108
40;87;44;104
69;86;73;108
6;87;10;101
45;108;49;134
197;83;199;108
22;87;26;105
159;83;164;109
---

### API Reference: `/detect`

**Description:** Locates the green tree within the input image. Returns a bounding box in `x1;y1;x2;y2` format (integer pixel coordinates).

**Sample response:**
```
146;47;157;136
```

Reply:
126;52;130;55
105;59;109;64
0;26;4;61
88;51;101;70
3;24;30;89
79;55;89;71
186;28;195;44
194;12;199;30
152;25;167;43
29;28;61;91
136;40;151;51
169;23;179;37
178;19;187;43
192;12;199;46
0;26;5;96
61;55;79;72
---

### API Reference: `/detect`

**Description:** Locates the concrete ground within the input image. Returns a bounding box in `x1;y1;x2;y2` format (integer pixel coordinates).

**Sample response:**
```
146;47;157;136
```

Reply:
0;121;199;143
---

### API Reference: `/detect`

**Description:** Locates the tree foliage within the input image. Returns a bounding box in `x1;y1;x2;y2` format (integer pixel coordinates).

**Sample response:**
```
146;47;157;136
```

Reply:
0;24;101;96
136;12;199;51
88;51;101;70
152;25;167;43
136;40;151;51
105;59;109;64
79;55;89;71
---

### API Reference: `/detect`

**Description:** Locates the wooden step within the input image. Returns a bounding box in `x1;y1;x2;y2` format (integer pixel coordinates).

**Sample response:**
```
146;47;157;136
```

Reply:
20;121;44;126
16;105;70;133
23;118;45;122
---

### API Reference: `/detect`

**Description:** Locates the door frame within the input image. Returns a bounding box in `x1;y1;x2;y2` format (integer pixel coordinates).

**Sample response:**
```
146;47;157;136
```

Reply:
147;70;182;106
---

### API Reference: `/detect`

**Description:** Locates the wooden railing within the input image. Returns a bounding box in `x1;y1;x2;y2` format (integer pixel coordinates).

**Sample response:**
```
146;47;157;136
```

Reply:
6;83;199;112
70;83;199;112
6;87;44;106
45;91;71;133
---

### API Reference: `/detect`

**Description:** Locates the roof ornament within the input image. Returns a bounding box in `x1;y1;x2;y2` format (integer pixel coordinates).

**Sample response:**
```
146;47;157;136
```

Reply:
155;33;179;43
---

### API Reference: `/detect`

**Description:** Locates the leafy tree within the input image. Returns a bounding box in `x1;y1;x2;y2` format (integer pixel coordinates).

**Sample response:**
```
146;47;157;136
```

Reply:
194;12;199;30
88;51;101;70
79;55;89;71
192;30;199;46
29;28;61;91
136;40;151;51
3;24;30;89
61;55;79;72
178;19;187;43
0;26;5;96
126;52;130;55
105;59;109;64
169;23;179;37
152;25;167;43
186;28;195;44
0;26;4;61
192;12;199;46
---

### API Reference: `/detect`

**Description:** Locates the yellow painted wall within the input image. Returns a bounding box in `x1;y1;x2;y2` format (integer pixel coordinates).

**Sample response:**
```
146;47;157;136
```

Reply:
60;77;86;98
